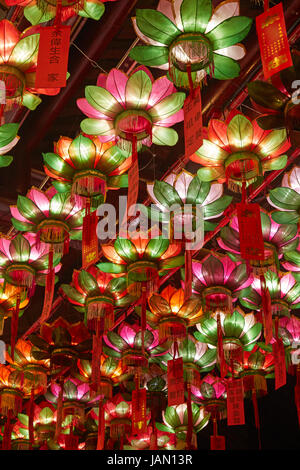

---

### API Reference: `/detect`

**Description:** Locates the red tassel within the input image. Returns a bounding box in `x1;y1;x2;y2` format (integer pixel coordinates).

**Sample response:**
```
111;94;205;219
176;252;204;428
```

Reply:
55;380;64;442
186;384;193;449
150;416;158;450
2;410;12;450
82;199;98;268
252;389;261;449
186;64;194;98
184;249;192;301
10;292;20;362
97;401;105;450
217;314;227;378
65;422;79;450
40;247;55;322
63;233;70;255
91;320;103;394
141;283;147;356
29;387;35;449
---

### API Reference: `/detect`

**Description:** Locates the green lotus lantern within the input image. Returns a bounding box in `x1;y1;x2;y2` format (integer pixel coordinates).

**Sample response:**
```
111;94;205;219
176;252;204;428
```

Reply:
43;135;130;209
130;0;252;89
190;111;290;192
0;123;20;168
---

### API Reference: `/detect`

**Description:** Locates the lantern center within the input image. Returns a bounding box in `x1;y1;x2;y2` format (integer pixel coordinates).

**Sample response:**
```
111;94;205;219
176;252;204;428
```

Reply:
115;110;152;142
0;65;25;101
169;33;213;73
72;169;107;201
225;152;261;191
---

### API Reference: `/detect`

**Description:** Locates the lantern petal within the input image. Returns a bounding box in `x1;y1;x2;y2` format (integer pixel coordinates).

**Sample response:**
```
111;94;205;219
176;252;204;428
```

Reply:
125;69;152;109
114;238;138;263
9;235;30;263
227;114;253;152
85;85;123;118
9;33;39;71
152;126;179;146
135;9;181;46
180;0;212;33
106;68;128;108
153;180;182;209
223;310;244;338
197;166;226;182
148;92;185;122
24;4;53;25
209;53;240;80
268;187;300;211
272;211;299;225
22;91;42;111
43;153;75;180
129;44;169;68
80;118;115;136
193;139;229;165
78;0;105;20
77;98;110;119
206;16;252;50
148;76;176;108
247;81;287;112
214;44;246;61
205;0;240;34
68;134;96;169
145;237;169;260
261;155;288;172
203;195;232;219
0;20;20;62
254;128;287;158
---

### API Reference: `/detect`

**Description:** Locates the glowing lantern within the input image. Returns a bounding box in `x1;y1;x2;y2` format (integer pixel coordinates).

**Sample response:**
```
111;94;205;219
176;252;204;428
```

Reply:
28;317;91;369
0;283;28;335
76;356;129;400
277;316;300;366
61;266;132;332
43;135;130;208
218;209;299;275
99;231;183;299
78;67;185;153
5;0;113;25
237;344;274;398
157;403;209;450
5;339;50;396
268;165;300;226
190;111;290;192
191;373;227;418
104;393;132;445
247;51;300;144
103;322;169;370
125;428;176;450
130;0;252;89
189;252;252;315
0;20;63;112
148;285;203;341
146;169;232;234
0;365;24;416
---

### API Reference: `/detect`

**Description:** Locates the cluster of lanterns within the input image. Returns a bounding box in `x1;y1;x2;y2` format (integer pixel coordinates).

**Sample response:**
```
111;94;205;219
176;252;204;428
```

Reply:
0;0;298;451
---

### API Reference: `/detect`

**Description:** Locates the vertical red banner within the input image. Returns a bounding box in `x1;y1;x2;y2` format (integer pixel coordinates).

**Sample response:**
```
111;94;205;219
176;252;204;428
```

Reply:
256;3;292;80
82;210;99;269
227;378;245;426
261;283;273;344
184;87;203;157
273;339;286;390
35;26;71;88
132;388;147;434
236;202;265;261
119;151;139;237
167;357;185;406
184;249;192;301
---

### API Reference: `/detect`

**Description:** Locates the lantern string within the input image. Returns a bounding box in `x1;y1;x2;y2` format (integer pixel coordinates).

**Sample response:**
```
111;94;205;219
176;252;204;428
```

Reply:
71;43;108;73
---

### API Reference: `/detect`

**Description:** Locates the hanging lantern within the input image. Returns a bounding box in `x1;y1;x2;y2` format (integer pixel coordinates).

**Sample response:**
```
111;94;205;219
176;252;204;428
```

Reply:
61;266;132;332
195;310;262;369
0;365;24;416
238;344;274;398
277;316;300;367
146;169;232;237
28;317;91;370
0;282;28;336
130;0;252;89
98;231;183;299
218;209;299;276
189;252;252;315
104;393;132;445
148;286;203;342
191;373;227;420
125;427;175;450
103;322;169;371
78;67;185;153
0;20;64;112
190;111;290;192
248;51;300;145
156;402;209;450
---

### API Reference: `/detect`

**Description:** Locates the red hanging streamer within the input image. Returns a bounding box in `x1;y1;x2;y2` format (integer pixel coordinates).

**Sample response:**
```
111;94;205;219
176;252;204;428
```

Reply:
217;313;227;378
91;320;103;394
227;378;245;426
132;387;147;435
260;275;273;344
141;283;147;356
96;400;105;450
252;388;261;449
2;410;12;450
186;383;193;450
210;414;225;450
40;247;55;323
256;3;293;80
10;292;20;362
184;249;192;301
236;202;265;261
55;380;64;442
82;199;99;268
183;81;203;158
120;135;139;237
167;357;184;406
273;319;286;390
28;387;35;449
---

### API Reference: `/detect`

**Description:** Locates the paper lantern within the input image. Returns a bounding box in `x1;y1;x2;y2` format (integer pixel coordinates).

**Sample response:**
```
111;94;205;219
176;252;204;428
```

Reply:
130;0;252;89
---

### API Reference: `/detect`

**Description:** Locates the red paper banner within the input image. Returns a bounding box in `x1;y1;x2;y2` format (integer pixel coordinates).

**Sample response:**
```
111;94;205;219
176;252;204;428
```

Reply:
256;3;292;80
35;26;70;88
184;249;192;301
40;250;55;322
273;339;286;390
91;333;102;392
227;378;245;426
236;202;265;261
82;209;99;269
184;87;203;157
210;435;226;450
120;146;139;237
167;357;185;406
261;281;273;344
132;388;147;434
217;314;227;378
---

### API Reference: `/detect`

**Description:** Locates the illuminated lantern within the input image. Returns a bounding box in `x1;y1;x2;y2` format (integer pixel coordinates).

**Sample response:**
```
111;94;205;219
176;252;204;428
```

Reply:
104;393;132;446
0;365;24;416
99;231;183;299
125;428;176;450
78;67;185;153
0;233;61;296
189;252;252;315
103;322;169;370
190;111;290;192
11;186;83;253
191;373;227;419
218;209;299;276
8;419;31;450
146;169;232;235
0;283;28;335
130;0;252;89
76;356;129;400
0;123;20;168
5;339;50;396
43;135;130;208
277;316;300;366
45;379;98;427
61;266;132;332
157;403;209;450
268;165;300;226
194;310;262;366
28;317;91;369
239;270;300;318
5;0;113;25
148;285;203;341
248;51;300;144
0;20;63;112
237;344;274;398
